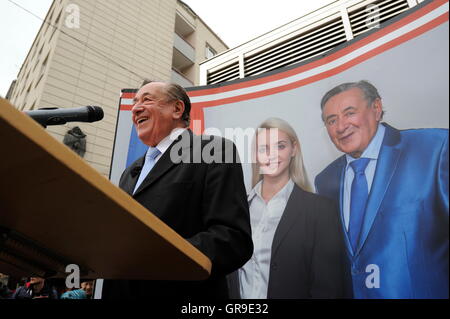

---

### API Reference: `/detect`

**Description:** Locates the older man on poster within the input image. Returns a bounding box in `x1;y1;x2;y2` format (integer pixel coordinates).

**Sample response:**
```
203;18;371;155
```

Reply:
315;80;448;299
102;81;253;299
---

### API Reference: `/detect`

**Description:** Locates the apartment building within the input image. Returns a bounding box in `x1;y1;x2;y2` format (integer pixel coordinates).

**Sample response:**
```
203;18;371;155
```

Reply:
7;0;228;176
200;0;425;85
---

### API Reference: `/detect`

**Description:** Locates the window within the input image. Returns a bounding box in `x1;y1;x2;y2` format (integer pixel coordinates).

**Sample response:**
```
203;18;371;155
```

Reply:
35;74;44;88
26;83;32;95
41;53;49;72
48;7;54;24
50;22;58;41
54;10;62;27
205;44;217;60
34;46;44;71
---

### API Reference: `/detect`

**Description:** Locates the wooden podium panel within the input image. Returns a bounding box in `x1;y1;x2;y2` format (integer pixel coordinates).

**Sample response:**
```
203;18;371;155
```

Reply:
0;98;211;280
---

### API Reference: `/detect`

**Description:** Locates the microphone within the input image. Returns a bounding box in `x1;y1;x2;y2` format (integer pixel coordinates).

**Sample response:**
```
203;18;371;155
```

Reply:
25;106;104;127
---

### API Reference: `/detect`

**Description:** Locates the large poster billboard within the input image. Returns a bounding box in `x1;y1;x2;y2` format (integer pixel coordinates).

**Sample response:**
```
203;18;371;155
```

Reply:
106;0;449;299
111;0;448;191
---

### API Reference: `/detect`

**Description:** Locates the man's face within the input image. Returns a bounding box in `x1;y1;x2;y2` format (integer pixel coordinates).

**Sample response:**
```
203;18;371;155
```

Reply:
81;281;94;296
322;87;382;158
131;82;181;147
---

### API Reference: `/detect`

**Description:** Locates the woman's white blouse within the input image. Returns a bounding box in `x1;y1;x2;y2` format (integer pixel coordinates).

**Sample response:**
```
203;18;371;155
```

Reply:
239;179;294;299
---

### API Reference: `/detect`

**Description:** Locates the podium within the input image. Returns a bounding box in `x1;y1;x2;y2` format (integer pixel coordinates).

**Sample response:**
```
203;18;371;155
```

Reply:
0;98;211;280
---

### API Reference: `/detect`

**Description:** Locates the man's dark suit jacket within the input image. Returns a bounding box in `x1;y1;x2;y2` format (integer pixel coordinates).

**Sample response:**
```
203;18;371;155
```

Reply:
228;185;350;299
102;129;253;299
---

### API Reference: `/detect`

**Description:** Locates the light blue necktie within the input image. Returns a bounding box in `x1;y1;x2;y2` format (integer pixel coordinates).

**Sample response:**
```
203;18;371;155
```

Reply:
133;147;161;194
349;158;371;252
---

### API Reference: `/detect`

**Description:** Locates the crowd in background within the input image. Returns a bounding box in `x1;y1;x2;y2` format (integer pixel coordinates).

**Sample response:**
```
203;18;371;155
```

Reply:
0;274;94;300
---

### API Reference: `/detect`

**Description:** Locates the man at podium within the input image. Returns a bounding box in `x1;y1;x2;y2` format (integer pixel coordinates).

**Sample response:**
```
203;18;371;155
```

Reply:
102;81;253;299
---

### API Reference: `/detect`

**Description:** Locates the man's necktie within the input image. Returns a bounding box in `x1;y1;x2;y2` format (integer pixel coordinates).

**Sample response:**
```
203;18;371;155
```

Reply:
133;147;161;194
349;157;371;252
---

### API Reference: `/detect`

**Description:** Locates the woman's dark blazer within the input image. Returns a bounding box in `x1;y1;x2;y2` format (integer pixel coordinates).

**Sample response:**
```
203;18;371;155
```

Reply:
228;185;350;299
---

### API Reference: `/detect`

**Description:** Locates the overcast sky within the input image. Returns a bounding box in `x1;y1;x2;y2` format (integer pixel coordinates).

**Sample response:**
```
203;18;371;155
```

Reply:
0;0;335;96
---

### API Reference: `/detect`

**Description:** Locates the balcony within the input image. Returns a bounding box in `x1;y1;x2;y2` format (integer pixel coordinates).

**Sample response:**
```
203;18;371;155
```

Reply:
175;10;195;37
172;33;195;70
171;68;194;88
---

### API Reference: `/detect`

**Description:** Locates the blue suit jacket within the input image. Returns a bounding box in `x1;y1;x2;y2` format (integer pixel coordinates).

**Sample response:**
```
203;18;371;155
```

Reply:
315;123;449;299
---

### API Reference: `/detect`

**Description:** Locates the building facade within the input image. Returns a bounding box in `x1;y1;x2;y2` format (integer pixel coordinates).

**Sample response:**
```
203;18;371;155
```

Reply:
7;0;227;176
200;0;425;85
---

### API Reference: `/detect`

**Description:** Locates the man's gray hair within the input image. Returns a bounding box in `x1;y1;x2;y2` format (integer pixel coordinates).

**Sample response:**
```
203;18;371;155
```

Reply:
141;80;191;126
164;83;191;127
320;80;384;119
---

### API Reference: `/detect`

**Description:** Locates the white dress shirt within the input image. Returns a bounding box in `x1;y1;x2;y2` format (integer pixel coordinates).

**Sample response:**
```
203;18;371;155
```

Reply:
343;124;385;231
239;179;294;299
152;127;187;164
134;127;186;192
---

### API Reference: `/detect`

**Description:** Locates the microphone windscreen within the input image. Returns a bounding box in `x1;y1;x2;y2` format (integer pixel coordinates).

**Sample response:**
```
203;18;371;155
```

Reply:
87;106;104;122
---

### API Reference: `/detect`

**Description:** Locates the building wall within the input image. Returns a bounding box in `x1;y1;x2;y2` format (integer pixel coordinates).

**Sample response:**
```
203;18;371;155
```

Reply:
9;0;227;176
42;0;176;175
173;1;228;86
187;18;229;83
8;0;64;112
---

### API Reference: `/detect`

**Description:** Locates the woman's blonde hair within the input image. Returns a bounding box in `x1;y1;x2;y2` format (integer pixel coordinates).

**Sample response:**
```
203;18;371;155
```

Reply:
251;117;312;191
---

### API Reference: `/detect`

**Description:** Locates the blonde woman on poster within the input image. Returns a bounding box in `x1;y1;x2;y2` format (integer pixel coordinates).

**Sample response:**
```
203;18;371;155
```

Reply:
228;118;348;299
